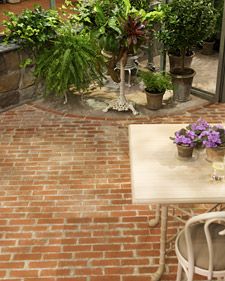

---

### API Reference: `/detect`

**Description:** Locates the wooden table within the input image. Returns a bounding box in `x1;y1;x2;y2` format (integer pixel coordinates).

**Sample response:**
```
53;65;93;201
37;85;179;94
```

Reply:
129;124;225;280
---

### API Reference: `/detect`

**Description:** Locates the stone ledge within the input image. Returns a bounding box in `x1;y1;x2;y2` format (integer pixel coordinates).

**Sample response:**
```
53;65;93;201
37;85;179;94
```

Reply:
0;42;19;54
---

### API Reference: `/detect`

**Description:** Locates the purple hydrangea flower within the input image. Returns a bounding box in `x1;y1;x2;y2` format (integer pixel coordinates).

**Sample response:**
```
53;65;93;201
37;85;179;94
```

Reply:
174;129;196;147
189;118;210;134
199;129;223;148
172;121;225;148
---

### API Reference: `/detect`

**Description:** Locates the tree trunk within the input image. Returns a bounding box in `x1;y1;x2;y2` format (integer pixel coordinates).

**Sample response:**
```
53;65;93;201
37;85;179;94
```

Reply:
181;48;185;72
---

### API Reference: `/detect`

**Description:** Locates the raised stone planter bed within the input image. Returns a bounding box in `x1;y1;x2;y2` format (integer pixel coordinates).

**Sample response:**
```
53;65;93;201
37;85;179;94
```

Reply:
0;42;40;110
7;0;21;3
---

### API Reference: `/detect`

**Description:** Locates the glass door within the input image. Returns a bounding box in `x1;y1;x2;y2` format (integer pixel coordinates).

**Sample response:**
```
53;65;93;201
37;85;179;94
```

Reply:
153;0;225;102
191;0;225;101
215;0;225;102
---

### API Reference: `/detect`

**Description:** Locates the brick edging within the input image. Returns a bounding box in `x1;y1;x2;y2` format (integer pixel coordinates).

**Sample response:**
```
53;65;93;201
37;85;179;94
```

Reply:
28;100;213;123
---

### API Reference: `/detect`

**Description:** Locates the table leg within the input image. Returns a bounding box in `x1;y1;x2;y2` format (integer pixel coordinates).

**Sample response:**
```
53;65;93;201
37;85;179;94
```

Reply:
151;205;168;281
149;204;161;227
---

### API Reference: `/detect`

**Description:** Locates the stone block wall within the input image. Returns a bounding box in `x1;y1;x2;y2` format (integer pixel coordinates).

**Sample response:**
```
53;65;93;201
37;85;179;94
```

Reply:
0;43;40;110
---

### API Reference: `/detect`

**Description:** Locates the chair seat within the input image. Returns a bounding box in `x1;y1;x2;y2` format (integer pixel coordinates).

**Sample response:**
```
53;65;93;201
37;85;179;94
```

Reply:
177;223;225;271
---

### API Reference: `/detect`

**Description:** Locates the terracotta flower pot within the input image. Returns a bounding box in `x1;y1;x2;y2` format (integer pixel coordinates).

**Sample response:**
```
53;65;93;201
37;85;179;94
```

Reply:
145;90;164;110
177;144;194;158
206;147;225;162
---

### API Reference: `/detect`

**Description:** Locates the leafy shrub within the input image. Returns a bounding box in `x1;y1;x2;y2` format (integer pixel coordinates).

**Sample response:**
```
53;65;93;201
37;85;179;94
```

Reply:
34;26;105;97
129;0;150;10
3;5;60;49
158;0;217;68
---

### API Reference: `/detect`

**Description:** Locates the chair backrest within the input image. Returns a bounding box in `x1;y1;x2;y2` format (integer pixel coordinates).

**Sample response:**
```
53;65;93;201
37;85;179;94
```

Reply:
184;211;225;280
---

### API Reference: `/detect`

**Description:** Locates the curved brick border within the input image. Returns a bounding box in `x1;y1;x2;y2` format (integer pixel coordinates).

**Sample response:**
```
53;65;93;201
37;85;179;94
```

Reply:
29;100;213;122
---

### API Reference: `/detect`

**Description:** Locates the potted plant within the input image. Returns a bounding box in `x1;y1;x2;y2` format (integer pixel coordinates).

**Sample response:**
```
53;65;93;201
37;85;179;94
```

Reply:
140;70;172;110
202;0;223;55
173;119;225;161
186;118;210;149
199;125;225;162
158;0;216;102
171;128;197;158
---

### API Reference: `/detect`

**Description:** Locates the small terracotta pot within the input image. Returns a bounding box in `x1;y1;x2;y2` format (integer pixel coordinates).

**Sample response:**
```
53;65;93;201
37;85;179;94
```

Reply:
206;147;225;162
176;144;194;158
145;90;164;110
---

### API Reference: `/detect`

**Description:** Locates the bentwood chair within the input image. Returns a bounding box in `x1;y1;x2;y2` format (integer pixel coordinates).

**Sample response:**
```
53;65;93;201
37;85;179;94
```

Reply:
175;211;225;281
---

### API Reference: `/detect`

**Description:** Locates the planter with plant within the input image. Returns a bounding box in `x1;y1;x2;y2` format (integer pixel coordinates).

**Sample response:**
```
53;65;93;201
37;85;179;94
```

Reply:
186;118;210;150
201;13;219;55
3;6;61;86
202;0;223;55
172;119;225;161
171;128;197;158
199;125;225;162
158;0;216;102
1;6;61;108
140;70;172;110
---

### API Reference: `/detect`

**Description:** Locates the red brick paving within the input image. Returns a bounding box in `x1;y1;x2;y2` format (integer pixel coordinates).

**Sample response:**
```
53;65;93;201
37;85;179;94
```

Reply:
0;101;225;281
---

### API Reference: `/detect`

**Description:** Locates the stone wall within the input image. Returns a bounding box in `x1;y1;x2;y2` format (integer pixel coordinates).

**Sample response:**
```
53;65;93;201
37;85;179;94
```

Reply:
0;43;40;110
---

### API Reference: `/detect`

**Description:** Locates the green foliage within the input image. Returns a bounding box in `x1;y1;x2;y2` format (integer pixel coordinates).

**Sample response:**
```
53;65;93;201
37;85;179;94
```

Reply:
158;0;217;59
64;0;163;56
3;5;60;49
60;0;162;85
129;0;150;10
19;58;33;68
34;26;105;97
214;0;224;34
140;71;172;93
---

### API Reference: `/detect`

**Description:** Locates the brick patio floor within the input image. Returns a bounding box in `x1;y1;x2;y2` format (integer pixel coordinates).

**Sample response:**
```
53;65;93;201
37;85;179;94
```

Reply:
0;101;225;281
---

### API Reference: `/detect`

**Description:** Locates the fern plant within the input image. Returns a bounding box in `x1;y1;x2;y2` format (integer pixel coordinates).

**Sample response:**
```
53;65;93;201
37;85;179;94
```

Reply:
140;71;172;93
35;26;104;97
